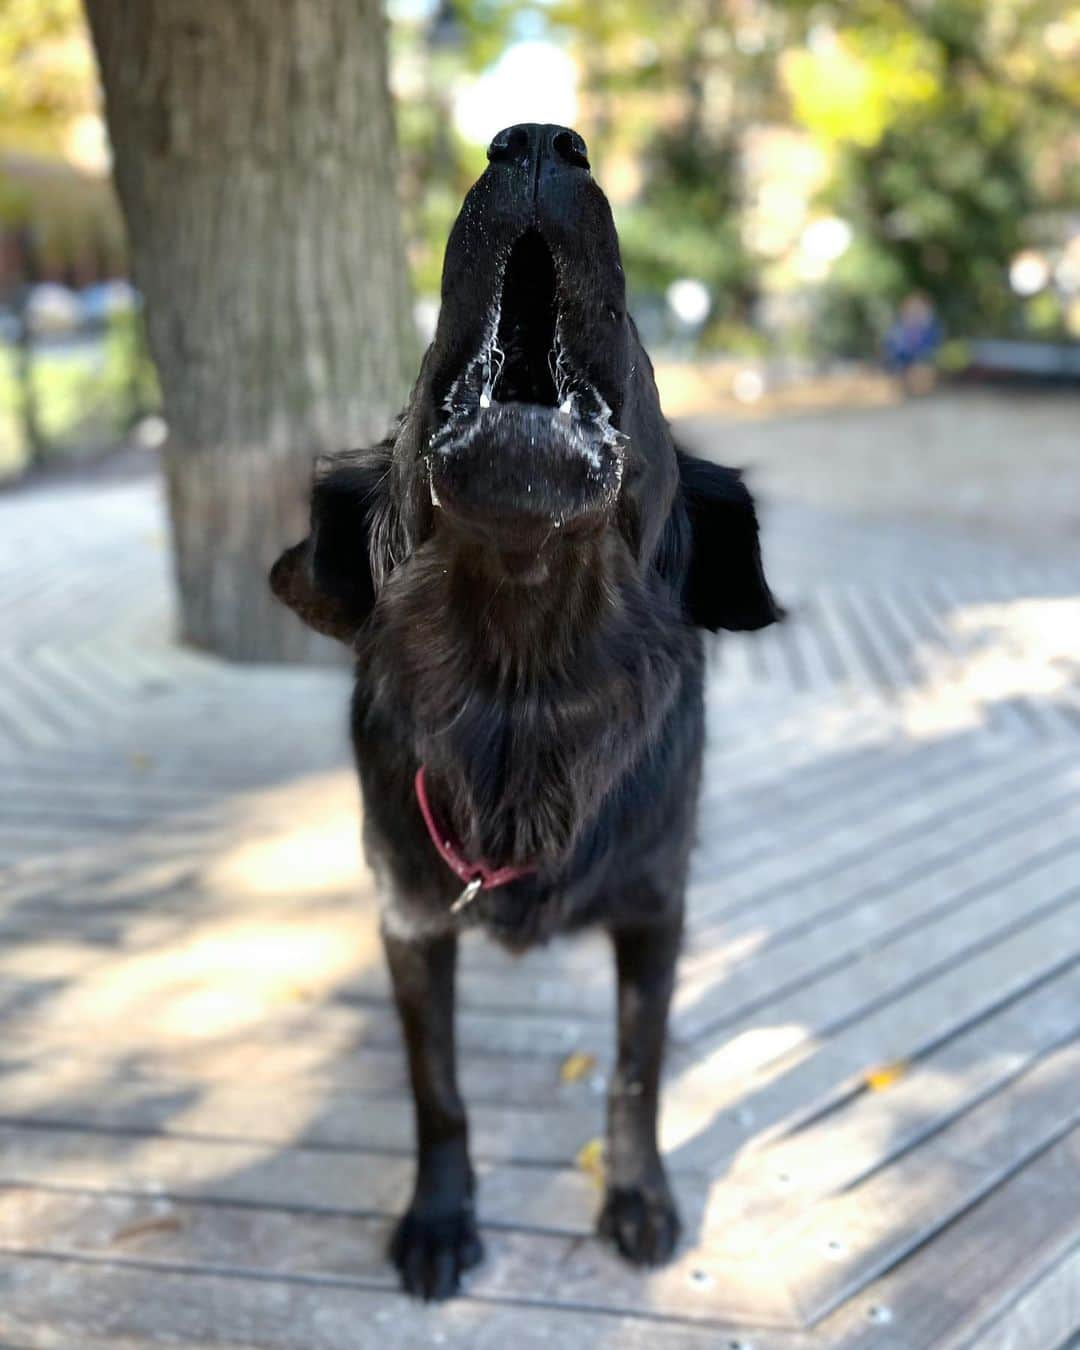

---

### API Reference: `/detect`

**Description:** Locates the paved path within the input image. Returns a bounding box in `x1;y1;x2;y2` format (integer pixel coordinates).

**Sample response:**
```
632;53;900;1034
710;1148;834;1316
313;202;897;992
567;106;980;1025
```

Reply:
1;395;1078;1348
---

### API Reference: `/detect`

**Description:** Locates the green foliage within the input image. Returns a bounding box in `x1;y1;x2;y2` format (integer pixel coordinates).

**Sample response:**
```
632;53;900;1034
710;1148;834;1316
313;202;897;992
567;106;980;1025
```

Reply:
397;0;1078;355
818;93;1032;350
5;0;1077;375
0;0;124;271
0;311;156;478
785;0;1079;353
616;128;753;307
0;0;97;156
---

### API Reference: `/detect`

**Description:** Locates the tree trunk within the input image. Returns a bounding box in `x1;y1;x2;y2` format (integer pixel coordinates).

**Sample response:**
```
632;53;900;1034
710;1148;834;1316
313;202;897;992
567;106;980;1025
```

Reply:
84;0;416;662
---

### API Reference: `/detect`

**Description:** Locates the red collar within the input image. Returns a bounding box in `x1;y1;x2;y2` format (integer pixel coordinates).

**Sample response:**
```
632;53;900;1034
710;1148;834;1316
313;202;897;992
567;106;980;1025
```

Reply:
414;766;536;893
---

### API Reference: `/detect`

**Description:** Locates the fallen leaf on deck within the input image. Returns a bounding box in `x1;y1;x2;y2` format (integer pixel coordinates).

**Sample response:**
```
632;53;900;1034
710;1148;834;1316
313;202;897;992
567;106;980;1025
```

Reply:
864;1060;910;1091
112;1214;183;1244
560;1051;597;1083
576;1136;606;1187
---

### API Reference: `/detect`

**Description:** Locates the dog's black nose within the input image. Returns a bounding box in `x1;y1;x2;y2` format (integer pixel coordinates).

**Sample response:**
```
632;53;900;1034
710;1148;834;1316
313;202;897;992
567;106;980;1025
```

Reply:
550;127;590;169
487;125;531;164
487;123;590;173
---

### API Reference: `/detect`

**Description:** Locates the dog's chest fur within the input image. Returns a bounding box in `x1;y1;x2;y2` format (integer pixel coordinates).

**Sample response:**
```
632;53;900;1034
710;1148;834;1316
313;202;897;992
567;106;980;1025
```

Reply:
350;542;705;949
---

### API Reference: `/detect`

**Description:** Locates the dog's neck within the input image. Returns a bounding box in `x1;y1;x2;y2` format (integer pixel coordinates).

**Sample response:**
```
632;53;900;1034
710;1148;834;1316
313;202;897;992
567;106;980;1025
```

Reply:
361;529;689;870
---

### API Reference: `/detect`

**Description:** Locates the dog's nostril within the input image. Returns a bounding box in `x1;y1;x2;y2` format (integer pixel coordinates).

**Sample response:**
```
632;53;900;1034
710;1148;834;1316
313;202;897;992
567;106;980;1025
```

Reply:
487;126;530;164
551;129;590;169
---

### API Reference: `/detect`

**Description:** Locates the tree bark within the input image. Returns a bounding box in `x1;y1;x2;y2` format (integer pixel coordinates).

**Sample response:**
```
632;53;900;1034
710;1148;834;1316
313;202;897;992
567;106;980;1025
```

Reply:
84;0;416;662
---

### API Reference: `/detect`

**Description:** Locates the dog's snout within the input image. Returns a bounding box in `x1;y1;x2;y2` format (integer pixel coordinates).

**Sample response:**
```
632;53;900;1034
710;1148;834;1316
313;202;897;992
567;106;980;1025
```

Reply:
486;123;591;181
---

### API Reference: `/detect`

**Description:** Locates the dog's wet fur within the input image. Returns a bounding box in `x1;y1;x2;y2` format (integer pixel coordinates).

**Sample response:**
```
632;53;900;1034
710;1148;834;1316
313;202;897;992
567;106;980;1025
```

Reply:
271;123;780;1299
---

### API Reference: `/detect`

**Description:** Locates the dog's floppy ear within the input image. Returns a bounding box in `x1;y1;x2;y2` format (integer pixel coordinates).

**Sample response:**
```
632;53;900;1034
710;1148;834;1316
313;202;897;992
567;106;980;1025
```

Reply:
676;450;783;632
269;457;387;644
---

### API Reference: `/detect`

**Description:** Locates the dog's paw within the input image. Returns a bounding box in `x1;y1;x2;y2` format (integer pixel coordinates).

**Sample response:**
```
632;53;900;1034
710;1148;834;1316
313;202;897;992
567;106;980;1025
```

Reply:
597;1184;681;1266
389;1205;484;1301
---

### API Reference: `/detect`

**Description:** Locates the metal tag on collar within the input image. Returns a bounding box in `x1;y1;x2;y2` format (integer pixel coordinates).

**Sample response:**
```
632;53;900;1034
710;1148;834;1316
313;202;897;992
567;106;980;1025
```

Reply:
450;876;483;915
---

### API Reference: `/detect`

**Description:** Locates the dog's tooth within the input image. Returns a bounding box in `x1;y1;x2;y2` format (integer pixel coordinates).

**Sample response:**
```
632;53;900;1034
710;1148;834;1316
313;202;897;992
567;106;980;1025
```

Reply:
480;391;491;409
560;396;574;415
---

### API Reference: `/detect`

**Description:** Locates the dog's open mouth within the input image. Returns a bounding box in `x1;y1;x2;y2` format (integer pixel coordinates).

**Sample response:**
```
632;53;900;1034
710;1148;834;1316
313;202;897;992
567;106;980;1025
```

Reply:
435;229;622;443
427;231;625;530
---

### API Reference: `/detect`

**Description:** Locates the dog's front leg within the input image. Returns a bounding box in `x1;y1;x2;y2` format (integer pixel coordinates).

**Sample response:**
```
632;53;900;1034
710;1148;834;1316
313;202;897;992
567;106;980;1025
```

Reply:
598;914;682;1265
382;926;482;1300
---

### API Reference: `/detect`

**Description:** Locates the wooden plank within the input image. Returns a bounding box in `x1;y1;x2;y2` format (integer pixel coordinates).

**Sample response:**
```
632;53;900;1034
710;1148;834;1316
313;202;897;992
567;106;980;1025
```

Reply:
701;962;1080;1236
30;643;136;727
2;954;1075;1281
684;866;1080;1070
804;1129;1080;1349
0;1040;577;1110
700;696;893;796
841;584;911;691
0;1254;740;1350
964;1245;1080;1350
0;766;216;809
9;865;1075;1138
691;730;998;889
784;602;835;693
2;965;1076;1250
5;956;1076;1196
691;744;1077;927
803;593;855;687
371;820;1034;1024
812;589;884;690
695;743;898;850
665;906;1080;1172
0;1092;608;1181
5;898;1075;1198
0;1128;635;1242
0;797;218;834
761;1044;1080;1326
692;748;1075;935
695;730;1025;900
1;980;606;1062
874;586;952;692
0;653;75;749
675;806;1080;1036
0;1184;805;1328
24;749;1068;1032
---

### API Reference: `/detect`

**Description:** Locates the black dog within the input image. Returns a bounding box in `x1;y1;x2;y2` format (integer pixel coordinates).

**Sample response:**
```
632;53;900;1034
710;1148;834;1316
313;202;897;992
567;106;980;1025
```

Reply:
271;123;780;1300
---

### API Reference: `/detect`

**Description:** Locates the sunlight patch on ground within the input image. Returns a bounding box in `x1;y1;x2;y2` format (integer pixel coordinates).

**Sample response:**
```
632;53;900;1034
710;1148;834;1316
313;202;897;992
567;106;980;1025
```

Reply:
5;912;379;1049
674;928;772;999
661;1021;813;1156
207;768;363;902
898;595;1080;739
205;817;362;902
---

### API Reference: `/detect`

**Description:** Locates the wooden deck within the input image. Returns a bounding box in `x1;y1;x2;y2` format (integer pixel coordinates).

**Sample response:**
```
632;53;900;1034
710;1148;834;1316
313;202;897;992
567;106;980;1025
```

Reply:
1;447;1078;1348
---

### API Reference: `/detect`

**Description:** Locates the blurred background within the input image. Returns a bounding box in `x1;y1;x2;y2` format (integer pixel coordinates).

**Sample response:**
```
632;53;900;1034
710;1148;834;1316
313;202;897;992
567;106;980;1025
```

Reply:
2;0;1078;487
